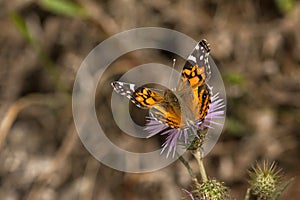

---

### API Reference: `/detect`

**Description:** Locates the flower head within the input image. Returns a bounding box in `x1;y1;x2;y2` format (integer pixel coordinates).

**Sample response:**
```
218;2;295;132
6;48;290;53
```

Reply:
183;179;230;200
145;92;225;157
248;161;284;200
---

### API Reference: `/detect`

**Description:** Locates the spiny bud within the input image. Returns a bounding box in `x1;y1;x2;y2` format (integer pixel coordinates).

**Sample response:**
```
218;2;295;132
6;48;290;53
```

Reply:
248;161;283;200
184;179;230;200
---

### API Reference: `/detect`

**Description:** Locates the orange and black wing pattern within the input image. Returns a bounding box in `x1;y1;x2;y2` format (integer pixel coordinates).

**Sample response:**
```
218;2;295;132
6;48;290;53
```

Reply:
111;81;164;109
192;84;211;121
112;81;182;128
178;39;211;90
178;40;212;124
150;103;182;129
112;39;213;129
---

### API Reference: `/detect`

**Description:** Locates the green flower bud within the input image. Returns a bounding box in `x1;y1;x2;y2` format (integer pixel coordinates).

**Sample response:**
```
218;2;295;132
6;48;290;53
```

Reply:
248;161;283;200
187;179;230;200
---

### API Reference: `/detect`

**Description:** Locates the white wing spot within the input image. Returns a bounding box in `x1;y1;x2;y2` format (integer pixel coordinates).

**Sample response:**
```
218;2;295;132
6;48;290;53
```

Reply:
187;55;197;63
204;58;209;64
129;84;135;91
199;55;203;61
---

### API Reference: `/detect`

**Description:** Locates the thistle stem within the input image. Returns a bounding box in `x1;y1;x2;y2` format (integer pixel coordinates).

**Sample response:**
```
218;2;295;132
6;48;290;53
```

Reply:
192;150;208;182
178;156;197;182
244;188;251;200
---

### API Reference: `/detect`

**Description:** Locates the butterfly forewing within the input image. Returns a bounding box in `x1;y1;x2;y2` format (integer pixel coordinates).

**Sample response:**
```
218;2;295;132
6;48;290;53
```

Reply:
112;81;164;108
133;87;165;108
178;39;211;90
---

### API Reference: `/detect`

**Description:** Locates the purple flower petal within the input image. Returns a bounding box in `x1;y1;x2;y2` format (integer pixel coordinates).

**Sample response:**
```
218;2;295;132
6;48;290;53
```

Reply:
145;90;225;158
182;189;198;200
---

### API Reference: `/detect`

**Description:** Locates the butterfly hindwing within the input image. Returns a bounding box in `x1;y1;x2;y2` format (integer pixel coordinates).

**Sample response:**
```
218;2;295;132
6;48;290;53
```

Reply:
194;84;211;121
177;83;211;124
150;103;182;129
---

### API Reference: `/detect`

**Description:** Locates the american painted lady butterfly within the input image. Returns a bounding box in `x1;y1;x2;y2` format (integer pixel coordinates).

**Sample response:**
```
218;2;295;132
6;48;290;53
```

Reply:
112;39;212;130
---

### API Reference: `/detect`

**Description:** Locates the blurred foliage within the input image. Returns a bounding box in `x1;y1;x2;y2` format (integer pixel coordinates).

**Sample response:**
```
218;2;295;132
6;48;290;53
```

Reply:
38;0;87;17
226;117;248;137
9;11;66;92
224;73;245;85
275;0;296;13
10;12;33;43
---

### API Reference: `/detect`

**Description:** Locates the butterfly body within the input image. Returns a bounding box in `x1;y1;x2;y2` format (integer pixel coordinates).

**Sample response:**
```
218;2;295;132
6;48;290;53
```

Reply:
112;39;212;130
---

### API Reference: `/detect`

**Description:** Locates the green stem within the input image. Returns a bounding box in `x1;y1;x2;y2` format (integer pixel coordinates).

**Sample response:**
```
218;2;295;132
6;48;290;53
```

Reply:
192;150;208;182
178;156;197;182
244;188;251;200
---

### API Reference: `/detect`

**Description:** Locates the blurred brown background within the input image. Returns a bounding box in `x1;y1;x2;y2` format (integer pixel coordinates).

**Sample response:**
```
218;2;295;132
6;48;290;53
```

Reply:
0;0;300;199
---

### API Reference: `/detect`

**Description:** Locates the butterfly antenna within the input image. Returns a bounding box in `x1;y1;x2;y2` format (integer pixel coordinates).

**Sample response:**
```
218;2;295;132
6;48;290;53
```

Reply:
168;59;176;89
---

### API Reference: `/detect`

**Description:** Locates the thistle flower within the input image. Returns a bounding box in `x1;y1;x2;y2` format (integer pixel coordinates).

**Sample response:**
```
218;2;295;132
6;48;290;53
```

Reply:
247;161;284;200
183;179;230;200
145;93;225;157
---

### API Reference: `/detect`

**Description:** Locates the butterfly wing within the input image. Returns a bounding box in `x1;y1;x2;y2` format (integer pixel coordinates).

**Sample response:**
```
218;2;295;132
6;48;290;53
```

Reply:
150;103;182;129
178;39;211;90
150;85;211;129
112;81;164;108
112;81;182;128
193;84;211;121
177;40;212;124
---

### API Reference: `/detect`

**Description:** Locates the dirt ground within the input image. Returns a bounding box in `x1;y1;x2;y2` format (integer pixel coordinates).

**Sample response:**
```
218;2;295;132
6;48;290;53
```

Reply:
0;0;300;199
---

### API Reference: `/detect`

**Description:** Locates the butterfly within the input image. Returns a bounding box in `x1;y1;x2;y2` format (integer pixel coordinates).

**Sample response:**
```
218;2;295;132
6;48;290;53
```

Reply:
111;39;212;130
